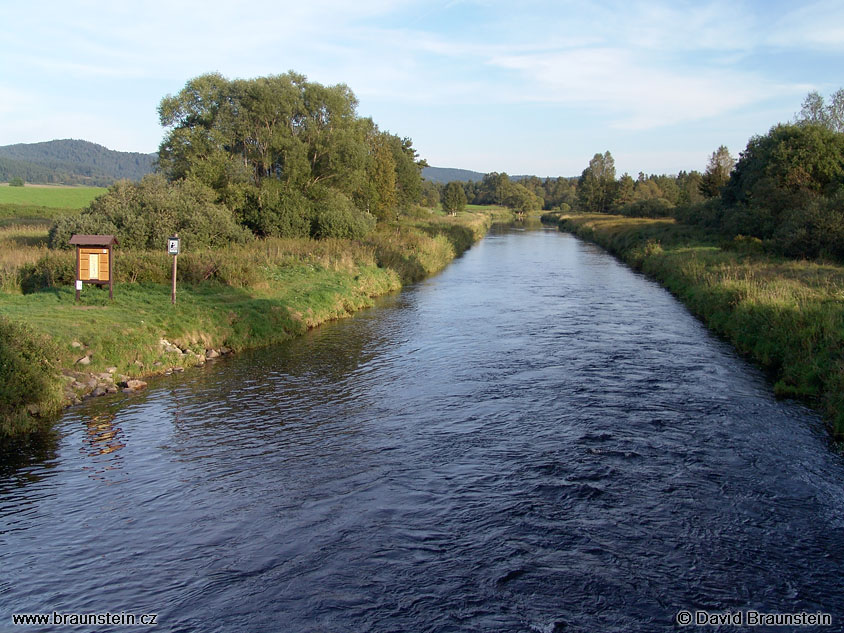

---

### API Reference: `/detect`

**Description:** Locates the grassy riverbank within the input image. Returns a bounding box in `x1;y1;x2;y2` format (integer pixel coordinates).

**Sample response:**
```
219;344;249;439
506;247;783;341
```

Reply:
0;209;504;436
554;213;844;436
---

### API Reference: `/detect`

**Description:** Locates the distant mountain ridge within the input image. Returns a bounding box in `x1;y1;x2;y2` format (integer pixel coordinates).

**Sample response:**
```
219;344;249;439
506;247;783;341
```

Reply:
422;166;487;184
422;166;549;184
0;139;546;188
0;139;156;186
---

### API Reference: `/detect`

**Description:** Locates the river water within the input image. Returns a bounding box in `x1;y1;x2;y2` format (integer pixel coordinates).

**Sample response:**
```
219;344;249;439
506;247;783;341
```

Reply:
3;224;844;632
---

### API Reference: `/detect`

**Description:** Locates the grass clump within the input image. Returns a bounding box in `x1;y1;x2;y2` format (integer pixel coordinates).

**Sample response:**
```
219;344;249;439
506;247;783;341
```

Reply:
0;316;63;436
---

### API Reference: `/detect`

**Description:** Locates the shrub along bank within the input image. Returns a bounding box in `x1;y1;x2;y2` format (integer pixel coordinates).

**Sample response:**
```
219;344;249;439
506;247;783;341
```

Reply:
0;211;501;436
554;213;844;437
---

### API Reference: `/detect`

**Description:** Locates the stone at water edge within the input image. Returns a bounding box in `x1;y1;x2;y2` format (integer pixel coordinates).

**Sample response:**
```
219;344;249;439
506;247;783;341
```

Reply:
123;379;148;393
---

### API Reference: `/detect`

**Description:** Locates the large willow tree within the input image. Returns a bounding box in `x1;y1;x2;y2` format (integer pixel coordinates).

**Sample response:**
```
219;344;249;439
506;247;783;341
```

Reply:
157;72;423;238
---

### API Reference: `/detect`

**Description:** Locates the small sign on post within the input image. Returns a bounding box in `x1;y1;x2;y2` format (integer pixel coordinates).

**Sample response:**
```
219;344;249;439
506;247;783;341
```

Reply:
168;236;180;256
168;234;180;304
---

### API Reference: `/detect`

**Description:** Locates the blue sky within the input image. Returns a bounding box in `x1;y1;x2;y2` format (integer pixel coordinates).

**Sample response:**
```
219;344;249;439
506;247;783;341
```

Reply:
1;0;842;176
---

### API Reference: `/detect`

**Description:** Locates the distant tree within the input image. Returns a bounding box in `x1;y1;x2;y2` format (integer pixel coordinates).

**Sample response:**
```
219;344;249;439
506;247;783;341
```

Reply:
615;173;635;209
677;170;705;206
502;183;542;214
700;145;735;198
633;178;663;201
442;181;467;215
796;89;844;133
8;177;24;187
462;180;480;204
477;172;511;205
577;151;617;212
651;175;680;205
366;132;398;222
420;180;440;208
544;177;577;210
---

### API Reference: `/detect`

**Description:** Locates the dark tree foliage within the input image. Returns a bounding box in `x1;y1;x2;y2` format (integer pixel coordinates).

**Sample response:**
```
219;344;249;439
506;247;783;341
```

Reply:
724;124;844;206
442;182;467;215
420;180;440;208
700;146;735;198
676;123;844;261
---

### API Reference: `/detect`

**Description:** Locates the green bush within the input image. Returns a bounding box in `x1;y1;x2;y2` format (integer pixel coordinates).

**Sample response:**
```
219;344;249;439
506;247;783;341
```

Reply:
674;199;725;230
721;234;767;255
114;251;170;284
8;177;24;187
0;316;61;435
239;181;312;238
20;251;75;293
774;190;844;260
310;188;376;239
618;198;674;218
48;174;252;250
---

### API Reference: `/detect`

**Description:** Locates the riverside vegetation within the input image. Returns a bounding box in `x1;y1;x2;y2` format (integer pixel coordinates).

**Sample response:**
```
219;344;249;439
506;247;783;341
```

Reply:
0;201;500;436
0;71;508;437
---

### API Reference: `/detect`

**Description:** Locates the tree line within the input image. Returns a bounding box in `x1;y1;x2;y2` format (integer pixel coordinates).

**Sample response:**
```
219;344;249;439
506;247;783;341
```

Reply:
437;88;844;262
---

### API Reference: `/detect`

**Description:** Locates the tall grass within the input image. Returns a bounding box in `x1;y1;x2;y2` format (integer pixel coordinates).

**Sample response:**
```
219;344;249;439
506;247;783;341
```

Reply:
557;213;844;436
0;225;51;293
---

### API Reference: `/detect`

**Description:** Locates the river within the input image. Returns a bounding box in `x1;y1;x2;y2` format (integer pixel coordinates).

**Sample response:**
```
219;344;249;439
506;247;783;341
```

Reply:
2;223;844;632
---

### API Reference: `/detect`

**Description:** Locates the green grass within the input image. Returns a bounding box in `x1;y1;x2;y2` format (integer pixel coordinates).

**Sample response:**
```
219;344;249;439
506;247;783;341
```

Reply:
0;185;106;209
0;211;497;436
556;213;844;437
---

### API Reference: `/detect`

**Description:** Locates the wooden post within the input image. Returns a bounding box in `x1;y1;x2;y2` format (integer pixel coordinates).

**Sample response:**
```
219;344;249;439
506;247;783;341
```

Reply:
109;245;114;300
170;233;179;305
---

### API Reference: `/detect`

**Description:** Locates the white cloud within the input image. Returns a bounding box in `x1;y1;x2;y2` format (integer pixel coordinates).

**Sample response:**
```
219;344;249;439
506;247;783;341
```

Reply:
766;0;844;50
488;47;786;129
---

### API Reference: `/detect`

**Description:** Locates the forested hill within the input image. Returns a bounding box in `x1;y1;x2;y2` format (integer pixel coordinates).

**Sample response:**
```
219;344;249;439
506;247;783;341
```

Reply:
422;166;487;183
422;166;549;184
0;139;155;186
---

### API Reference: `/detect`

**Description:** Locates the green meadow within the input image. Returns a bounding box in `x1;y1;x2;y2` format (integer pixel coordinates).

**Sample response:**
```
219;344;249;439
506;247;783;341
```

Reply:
0;184;106;209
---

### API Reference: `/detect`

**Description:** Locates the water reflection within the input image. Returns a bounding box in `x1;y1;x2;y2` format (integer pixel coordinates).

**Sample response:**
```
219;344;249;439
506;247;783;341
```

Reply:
83;413;125;457
0;429;60;490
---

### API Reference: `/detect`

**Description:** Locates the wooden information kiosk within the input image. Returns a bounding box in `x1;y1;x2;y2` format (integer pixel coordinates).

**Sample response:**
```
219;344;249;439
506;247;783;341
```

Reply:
70;234;118;300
